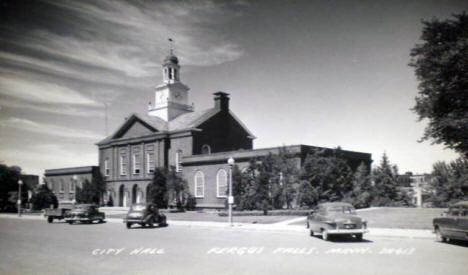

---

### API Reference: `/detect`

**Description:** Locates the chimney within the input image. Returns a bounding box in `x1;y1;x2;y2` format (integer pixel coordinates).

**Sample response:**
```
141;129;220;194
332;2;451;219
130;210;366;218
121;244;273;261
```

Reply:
213;91;230;111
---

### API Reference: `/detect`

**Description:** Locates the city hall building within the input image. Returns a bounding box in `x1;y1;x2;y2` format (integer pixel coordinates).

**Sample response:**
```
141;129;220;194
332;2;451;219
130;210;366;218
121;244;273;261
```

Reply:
46;52;372;208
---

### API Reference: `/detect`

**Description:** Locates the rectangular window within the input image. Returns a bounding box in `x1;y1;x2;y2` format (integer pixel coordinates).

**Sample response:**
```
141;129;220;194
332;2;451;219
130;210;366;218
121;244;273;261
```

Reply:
69;182;75;193
175;151;183;173
60;182;64;193
147;152;155;173
133;153;141;174
120;153;127;176
104;158;110;176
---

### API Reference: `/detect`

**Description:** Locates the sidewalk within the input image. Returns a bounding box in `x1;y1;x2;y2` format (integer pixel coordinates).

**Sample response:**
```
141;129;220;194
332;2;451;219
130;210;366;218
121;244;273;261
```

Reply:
0;213;434;239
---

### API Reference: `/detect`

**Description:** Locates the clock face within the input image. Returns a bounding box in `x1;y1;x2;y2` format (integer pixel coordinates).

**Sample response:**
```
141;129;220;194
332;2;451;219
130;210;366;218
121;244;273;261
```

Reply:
174;92;181;99
157;93;165;102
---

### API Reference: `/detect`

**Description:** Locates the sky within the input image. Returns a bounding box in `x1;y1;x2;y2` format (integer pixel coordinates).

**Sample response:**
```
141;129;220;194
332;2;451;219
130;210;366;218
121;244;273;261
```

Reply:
0;0;467;178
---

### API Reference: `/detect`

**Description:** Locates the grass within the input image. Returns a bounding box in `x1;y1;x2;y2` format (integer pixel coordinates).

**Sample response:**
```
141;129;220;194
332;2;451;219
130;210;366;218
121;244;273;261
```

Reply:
290;207;446;229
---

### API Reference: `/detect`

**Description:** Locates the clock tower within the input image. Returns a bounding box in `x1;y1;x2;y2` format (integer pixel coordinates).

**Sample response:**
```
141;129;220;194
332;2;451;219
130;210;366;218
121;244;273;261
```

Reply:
148;49;192;121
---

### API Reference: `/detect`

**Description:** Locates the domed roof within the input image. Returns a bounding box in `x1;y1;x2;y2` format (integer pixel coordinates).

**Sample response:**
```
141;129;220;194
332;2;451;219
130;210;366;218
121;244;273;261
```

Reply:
164;54;179;65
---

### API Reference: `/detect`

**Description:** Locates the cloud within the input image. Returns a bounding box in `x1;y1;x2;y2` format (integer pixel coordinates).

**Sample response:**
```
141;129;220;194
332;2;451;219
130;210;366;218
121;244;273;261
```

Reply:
0;74;99;106
0;117;103;140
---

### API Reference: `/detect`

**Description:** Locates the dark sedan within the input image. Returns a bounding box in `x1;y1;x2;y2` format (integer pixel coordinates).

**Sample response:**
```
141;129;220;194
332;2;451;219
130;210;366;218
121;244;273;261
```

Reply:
433;201;468;243
65;204;105;224
307;202;368;241
124;203;167;229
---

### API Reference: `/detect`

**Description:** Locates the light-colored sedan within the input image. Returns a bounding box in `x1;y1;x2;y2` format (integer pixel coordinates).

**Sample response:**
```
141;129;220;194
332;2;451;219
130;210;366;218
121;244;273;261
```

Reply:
307;202;368;241
433;201;468;243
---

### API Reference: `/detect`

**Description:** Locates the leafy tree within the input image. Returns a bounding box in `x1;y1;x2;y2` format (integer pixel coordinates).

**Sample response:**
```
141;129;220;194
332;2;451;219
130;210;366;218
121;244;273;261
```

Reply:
147;167;168;208
75;171;106;205
347;162;373;208
166;166;188;210
298;148;354;208
410;13;468;158
428;157;468;207
0;164;30;212
31;183;58;210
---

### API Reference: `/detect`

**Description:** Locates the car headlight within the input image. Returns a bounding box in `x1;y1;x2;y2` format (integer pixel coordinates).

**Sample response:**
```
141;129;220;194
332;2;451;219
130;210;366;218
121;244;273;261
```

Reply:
324;221;337;228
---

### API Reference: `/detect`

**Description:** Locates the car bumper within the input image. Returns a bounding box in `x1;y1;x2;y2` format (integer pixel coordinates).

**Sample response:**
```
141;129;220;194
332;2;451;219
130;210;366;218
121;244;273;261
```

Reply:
325;229;368;235
65;217;94;222
123;218;145;223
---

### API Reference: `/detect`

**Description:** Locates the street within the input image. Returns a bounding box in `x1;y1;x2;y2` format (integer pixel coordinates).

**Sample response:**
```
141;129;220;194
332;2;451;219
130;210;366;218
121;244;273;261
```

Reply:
0;217;467;275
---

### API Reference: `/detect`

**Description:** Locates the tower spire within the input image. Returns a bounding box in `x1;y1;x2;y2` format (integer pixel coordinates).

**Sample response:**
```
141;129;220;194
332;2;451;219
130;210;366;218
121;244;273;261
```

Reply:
168;38;174;55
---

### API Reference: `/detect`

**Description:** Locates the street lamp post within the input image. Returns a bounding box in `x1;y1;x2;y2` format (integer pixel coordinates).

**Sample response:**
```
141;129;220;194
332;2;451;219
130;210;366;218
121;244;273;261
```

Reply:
72;175;77;205
17;179;23;217
227;157;235;226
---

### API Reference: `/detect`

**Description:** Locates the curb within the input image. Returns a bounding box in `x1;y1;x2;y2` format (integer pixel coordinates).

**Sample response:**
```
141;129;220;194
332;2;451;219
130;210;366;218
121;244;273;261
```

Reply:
0;214;434;239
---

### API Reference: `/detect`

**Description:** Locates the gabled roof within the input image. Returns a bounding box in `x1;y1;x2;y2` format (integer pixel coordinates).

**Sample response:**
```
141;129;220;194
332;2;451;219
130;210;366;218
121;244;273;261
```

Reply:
97;108;255;146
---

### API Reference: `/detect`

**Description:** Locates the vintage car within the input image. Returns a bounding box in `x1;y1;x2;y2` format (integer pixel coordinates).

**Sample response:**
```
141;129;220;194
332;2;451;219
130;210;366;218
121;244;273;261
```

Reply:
307;202;368;241
123;203;167;229
433;201;468;243
64;204;105;224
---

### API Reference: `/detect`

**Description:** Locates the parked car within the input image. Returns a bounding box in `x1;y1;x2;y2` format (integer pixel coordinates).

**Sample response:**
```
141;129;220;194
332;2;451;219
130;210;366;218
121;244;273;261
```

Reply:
124;203;167;229
307;202;368;241
433;201;468;243
65;204;105;224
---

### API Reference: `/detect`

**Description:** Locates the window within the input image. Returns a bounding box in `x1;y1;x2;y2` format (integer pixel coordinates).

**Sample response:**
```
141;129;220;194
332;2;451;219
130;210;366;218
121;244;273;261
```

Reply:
201;144;211;154
133;153;141;174
194;171;205;198
147;152;155;173
216;169;228;198
461;207;468;217
69;181;75;193
175;150;183;172
449;207;460;216
60;181;64;193
120;152;127;176
168;68;173;80
104;158;110;176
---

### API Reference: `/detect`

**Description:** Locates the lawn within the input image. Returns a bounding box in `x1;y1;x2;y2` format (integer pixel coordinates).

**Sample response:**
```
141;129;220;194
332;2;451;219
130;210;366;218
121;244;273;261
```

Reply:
290;207;446;229
108;211;299;224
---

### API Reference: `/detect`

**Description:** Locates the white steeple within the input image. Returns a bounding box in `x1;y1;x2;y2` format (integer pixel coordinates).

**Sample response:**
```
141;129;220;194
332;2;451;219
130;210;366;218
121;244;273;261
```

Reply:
148;39;193;121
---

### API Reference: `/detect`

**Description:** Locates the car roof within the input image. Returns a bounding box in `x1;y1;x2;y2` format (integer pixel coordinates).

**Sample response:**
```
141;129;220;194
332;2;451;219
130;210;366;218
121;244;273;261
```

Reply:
453;201;468;207
319;202;354;208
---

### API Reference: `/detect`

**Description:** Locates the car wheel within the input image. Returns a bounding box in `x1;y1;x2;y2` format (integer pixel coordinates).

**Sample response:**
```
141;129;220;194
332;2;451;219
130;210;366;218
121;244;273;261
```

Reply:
126;222;132;229
355;233;363;241
47;217;53;223
67;221;74;225
435;227;446;243
310;229;314;237
98;219;104;223
322;230;329;241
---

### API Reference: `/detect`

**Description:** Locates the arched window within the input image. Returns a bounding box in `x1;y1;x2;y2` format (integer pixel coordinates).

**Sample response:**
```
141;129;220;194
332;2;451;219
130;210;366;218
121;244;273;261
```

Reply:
216;169;228;198
201;144;211;154
194;171;205;198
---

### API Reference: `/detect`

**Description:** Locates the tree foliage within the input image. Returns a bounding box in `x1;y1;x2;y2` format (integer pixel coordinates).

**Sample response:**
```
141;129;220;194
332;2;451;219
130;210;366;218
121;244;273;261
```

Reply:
31;183;58;210
147;167;168;208
76;171;106;205
347;163;373;209
410;12;468;157
428;157;468;207
0;164;30;212
297;148;354;208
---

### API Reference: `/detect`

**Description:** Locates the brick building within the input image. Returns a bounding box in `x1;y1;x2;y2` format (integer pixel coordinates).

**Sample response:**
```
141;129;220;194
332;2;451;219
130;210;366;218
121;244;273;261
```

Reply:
46;51;372;208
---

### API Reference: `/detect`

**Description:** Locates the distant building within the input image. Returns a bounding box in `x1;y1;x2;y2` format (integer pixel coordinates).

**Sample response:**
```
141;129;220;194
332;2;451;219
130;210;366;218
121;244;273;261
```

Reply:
44;166;100;204
401;172;432;207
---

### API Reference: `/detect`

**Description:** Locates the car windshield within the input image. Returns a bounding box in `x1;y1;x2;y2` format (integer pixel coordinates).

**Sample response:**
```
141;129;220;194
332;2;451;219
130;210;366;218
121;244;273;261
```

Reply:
327;206;356;214
131;205;146;211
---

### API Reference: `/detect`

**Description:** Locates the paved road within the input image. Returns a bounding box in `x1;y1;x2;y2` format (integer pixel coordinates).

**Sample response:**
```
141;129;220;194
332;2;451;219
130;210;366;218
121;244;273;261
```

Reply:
0;218;467;275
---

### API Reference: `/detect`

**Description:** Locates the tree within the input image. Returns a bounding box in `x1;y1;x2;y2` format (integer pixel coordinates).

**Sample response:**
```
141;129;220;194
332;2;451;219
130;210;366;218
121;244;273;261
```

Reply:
371;153;412;206
166;166;188;210
31;183;58;210
0;164;30;212
147;167;168;208
428;158;468;207
297;148;354;208
347;163;373;208
410;12;468;158
75;172;106;205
